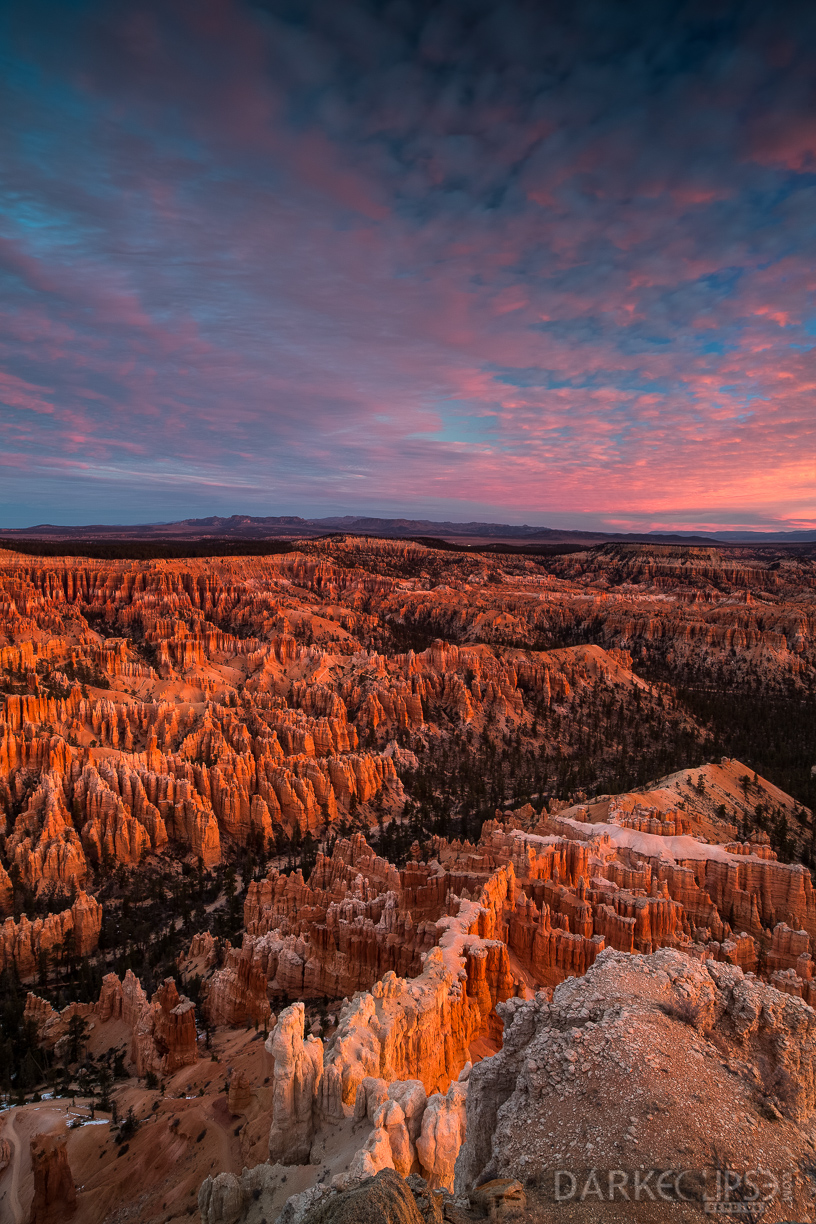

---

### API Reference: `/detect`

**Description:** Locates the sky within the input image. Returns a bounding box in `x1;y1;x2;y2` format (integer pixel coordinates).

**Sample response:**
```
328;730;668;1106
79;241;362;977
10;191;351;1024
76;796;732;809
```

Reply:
1;0;816;532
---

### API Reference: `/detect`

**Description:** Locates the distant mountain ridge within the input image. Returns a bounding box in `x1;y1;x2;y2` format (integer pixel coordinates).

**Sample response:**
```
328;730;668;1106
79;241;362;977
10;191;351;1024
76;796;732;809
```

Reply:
1;513;814;545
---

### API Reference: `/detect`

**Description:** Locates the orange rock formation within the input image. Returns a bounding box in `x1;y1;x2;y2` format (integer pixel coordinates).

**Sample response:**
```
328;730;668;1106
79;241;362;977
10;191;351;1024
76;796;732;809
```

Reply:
2;538;815;1224
0;891;101;977
29;1132;76;1224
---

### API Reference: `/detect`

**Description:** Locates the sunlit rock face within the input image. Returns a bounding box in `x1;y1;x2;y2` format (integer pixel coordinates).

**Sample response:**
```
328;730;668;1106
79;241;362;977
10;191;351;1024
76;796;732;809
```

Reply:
3;537;816;1224
2;538;812;894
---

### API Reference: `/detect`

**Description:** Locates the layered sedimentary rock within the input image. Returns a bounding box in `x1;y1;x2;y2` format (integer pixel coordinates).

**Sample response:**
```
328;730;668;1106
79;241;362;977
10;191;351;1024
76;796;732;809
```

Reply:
298;1169;425;1224
23;991;94;1054
197;854;507;1211
228;1070;253;1115
5;772;87;897
199;934;274;1027
195;768;816;1221
193;776;816;1180
435;791;816;990
9;538;802;904
243;859;512;1190
197;834;444;1017
0;550;429;907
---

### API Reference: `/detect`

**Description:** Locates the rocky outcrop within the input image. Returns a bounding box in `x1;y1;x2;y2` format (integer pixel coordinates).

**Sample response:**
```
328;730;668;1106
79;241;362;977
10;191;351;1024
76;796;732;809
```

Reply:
322;904;512;1108
198;1164;282;1224
24;969;198;1078
249;863;507;1187
267;1001;324;1164
23;991;95;1055
131;977;198;1075
199;1166;450;1224
299;1169;424;1224
195;829;509;1022
0;891;102;977
223;834;444;1004
469;1179;525;1219
228;1070;253;1115
455;946;816;1222
456;805;816;989
202;936;273;1026
6;773;87;898
415;1069;469;1191
29;1132;76;1224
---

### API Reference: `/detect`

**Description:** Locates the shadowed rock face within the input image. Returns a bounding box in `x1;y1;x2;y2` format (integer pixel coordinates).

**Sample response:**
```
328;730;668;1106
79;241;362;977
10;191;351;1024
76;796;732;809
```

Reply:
23;968;199;1078
299;1169;424;1224
227;1070;252;1115
144;977;199;1073
29;1133;76;1224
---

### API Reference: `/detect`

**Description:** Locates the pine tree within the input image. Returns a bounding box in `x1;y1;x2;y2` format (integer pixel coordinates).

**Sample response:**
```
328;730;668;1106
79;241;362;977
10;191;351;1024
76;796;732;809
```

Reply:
66;1013;89;1064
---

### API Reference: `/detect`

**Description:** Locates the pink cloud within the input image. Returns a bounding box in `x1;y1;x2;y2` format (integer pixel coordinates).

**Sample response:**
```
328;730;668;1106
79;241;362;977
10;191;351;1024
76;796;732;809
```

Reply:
0;372;55;415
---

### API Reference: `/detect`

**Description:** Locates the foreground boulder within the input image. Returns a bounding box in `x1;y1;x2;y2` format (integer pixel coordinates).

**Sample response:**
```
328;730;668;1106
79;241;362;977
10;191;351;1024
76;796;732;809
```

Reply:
300;1169;425;1224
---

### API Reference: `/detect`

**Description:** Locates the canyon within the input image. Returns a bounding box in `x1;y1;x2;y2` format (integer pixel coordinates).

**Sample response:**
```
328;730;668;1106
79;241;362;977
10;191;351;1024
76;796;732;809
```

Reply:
0;535;814;1223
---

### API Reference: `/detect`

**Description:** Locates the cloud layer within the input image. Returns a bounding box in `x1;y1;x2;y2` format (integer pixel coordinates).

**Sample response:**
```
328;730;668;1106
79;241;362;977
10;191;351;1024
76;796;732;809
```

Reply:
1;0;815;530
